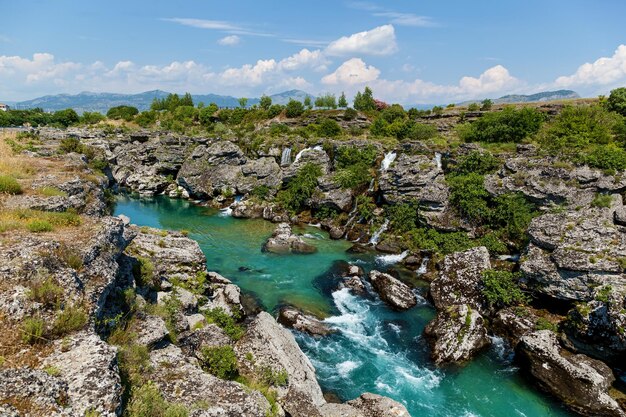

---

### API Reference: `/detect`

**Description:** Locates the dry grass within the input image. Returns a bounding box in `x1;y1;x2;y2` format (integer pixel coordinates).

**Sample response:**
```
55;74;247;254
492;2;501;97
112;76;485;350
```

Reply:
0;133;36;179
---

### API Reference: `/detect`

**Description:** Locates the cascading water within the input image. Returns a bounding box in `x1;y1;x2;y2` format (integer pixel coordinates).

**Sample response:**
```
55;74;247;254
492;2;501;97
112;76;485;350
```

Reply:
380;151;397;172
280;148;292;166
294;145;323;164
369;218;389;245
434;152;442;170
375;250;409;265
416;257;430;275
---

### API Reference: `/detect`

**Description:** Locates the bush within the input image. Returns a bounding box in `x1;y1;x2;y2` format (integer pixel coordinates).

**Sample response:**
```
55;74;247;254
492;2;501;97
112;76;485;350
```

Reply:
317;118;342;137
53;304;88;336
277;163;322;212
343;107;358;120
80;111;106;125
203;307;245;340
267;104;284;118
333;167;371;189
135;111;158;127
538;105;617;154
490;193;536;242
408;228;474;255
21;317;45;344
126;381;189;417
459;107;545;143
59;137;84;154
386;201;421;233
452;151;500;176
133;256;155;287
52;109;80;127
27;219;53;232
591;193;612;208
0;175;22;194
480;99;493;111
285;100;304;118
260;366;288;387
584;144;626;171
606;87;626;116
199;345;238;379
251;185;271;200
467;103;480;111
28;277;63;308
447;173;491;224
482;270;528;308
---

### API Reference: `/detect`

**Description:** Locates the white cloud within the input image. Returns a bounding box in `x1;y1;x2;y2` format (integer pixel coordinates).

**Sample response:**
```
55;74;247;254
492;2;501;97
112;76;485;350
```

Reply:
218;35;241;46
458;65;518;95
325;25;398;56
321;58;380;85
555;44;626;87
219;59;278;86
372;12;436;27
163;18;272;37
278;48;328;72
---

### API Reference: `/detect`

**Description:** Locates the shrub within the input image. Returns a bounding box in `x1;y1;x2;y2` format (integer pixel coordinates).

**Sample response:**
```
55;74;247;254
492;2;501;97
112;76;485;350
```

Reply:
203;307;245;340
28;277;63;308
490;193;536;242
52;109;80;127
0;175;22;194
59;137;84;154
591;193;613;208
481;270;528;308
267;104;284;118
317;118;342;137
53;304;88;336
386;201;421;233
118;343;151;385
459;107;545;143
606;87;626;116
343;107;358;120
285;100;304;118
199;345;238;380
535;317;558;332
480;99;493;111
21;317;45;344
133;256;155;287
39;186;67;197
538;105;616;154
334;146;377;169
126;381;189;417
447;173;491;224
333;168;371;189
467;103;480;111
584;144;626;171
80;111;106;125
251;185;271;200
277;163;322;212
106;105;139;121
260;366;288;387
452;151;500;176
408;228;474;255
28;219;53;233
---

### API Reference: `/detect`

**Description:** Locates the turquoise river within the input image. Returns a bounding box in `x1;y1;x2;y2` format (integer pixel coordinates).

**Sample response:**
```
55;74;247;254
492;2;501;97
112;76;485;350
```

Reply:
114;195;574;417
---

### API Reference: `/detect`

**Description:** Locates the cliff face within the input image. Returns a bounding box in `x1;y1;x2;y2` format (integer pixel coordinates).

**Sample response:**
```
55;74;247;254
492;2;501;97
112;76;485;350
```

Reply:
0;136;409;416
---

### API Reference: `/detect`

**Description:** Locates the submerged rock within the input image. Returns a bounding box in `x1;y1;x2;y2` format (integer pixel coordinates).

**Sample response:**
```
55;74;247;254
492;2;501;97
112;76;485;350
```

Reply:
263;223;317;254
517;330;626;417
278;306;335;337
369;270;417;310
424;304;489;365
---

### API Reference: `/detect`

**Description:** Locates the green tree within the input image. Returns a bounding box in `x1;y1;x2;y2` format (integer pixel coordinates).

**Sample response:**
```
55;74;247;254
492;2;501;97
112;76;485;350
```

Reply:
606;87;626;116
338;92;348;108
314;96;324;108
259;94;272;110
353;87;376;111
317;118;342;137
460;106;545;144
285;99;305;118
80;111;105;125
480;99;493;111
52;109;80;127
238;97;248;109
181;92;194;107
106;105;139;121
303;96;312;109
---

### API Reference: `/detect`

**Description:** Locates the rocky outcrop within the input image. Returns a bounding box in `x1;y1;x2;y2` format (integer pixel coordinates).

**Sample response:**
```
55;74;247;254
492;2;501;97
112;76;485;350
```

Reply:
492;306;540;348
278;306;335;337
310;175;354;212
0;368;70;417
485;156;626;208
368;270;417;310
346;392;411;417
424;304;489;365
521;198;626;301
379;153;448;211
429;246;491;311
235;311;326;416
263;223;317;254
517;330;626;417
43;332;122;417
340;265;366;295
283;147;331;181
148;344;273;416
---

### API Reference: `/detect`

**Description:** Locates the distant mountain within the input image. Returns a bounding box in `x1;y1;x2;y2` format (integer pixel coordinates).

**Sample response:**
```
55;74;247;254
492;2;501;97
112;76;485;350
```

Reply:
459;90;580;106
9;89;315;113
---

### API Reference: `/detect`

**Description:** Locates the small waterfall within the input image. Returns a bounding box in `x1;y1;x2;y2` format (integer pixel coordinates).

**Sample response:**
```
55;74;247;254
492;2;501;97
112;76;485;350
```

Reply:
280;148;292;166
294;145;322;164
375;250;409;265
219;206;233;217
380;152;396;172
498;253;520;262
416;257;429;275
369;218;389;245
367;178;375;192
434;152;442;170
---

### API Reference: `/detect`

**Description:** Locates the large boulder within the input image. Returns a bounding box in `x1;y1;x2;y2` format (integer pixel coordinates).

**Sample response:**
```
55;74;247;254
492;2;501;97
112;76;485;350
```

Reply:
277;306;335;337
346;392;411;417
521;200;626;301
0;368;70;417
379;153;448;211
517;330;626;417
283;147;331;181
429;246;491;311
238;157;283;195
263;223;317;254
368;270;417;310
235;312;326;416
424;304;489;365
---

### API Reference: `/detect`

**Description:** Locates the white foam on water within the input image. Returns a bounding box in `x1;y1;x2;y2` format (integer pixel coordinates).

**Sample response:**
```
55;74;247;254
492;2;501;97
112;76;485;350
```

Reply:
302;233;323;240
388;323;401;334
434;152;442;170
369;218;389;245
294;145;324;164
416;257;429;275
281;148;292;166
219;207;233;217
375;250;409;265
381;151;397;171
336;360;360;377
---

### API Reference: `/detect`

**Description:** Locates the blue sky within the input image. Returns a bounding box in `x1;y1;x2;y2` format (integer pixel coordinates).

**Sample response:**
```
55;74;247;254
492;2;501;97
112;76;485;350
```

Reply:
1;0;625;103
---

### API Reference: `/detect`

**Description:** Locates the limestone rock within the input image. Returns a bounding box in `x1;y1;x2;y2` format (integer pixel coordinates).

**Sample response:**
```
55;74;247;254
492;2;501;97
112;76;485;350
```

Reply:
132;313;169;347
429;246;491;311
278;306;335;337
347;392;411;417
424;304;489;365
263;223;317;254
517;330;626;417
0;368;69;416
369;270;417;310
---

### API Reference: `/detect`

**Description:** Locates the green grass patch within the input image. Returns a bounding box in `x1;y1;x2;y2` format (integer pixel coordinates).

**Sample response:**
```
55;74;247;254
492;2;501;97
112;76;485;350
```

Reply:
0;175;22;194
